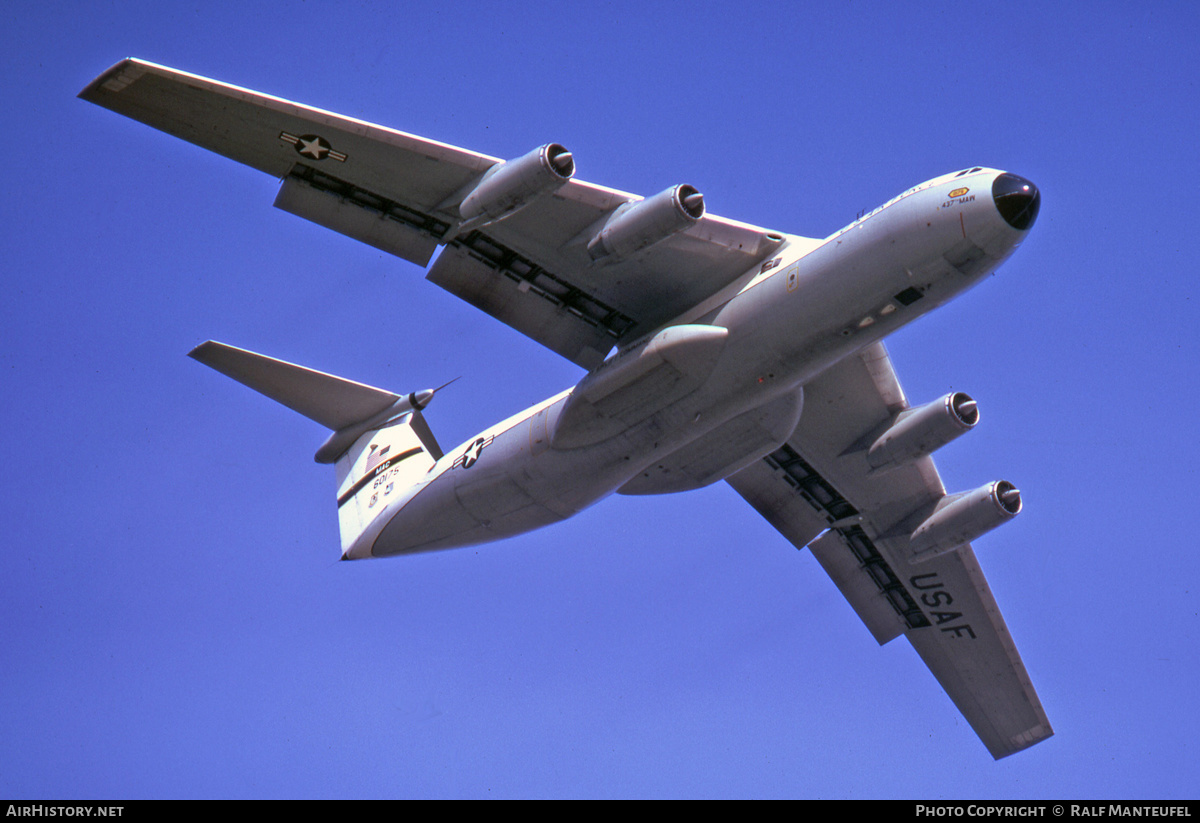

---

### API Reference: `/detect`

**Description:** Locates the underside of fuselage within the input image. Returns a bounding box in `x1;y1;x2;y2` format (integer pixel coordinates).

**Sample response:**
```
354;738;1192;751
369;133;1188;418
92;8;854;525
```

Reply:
351;167;1034;559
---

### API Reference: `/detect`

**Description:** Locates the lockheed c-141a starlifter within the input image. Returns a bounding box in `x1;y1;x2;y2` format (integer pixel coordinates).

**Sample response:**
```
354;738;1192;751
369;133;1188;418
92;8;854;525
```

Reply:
81;59;1051;758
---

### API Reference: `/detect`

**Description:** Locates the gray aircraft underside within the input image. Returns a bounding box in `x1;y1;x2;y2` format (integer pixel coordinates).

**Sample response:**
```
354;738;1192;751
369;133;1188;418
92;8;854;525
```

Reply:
80;59;1051;759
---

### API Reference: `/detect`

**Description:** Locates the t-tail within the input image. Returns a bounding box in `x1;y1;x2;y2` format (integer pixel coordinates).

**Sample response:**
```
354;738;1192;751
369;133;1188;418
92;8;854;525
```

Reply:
188;341;445;557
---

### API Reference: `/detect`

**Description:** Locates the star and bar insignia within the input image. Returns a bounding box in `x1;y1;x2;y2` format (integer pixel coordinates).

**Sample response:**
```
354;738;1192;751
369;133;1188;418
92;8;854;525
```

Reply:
279;132;347;162
453;435;494;469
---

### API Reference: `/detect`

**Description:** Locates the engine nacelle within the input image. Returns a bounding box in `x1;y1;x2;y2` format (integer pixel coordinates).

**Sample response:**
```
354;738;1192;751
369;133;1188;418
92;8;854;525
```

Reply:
907;480;1022;560
587;184;705;262
458;143;574;225
867;391;978;471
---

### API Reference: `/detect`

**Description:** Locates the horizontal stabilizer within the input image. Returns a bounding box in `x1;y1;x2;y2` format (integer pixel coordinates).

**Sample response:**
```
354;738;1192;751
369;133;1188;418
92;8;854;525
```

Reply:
189;341;399;431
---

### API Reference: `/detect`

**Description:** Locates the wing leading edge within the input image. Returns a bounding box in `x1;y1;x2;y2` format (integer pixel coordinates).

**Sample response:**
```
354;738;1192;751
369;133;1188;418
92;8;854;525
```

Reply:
80;59;793;368
727;343;1052;758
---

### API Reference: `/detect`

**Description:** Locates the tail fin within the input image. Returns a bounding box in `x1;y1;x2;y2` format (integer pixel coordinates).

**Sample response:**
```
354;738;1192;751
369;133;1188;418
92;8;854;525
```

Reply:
189;340;445;554
332;416;438;555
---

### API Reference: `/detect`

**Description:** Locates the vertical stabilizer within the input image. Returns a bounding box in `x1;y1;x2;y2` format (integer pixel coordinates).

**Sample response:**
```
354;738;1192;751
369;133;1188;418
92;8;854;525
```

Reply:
334;417;438;555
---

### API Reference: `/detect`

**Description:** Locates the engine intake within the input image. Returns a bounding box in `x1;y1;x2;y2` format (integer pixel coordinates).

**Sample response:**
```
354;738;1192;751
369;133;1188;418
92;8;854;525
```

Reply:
907;480;1022;560
587;184;705;262
868;391;978;471
458;143;575;226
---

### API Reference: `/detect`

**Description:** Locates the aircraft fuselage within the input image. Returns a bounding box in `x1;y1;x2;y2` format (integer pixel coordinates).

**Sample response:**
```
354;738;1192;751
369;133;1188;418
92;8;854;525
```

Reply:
346;168;1031;559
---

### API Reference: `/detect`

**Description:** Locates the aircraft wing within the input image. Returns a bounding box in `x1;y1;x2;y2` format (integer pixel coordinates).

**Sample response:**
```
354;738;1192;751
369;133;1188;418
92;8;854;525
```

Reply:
726;342;1052;758
80;59;791;368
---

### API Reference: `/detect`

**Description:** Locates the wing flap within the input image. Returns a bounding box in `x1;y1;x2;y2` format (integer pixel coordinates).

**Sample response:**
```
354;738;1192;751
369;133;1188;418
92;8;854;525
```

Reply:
274;173;440;267
483;201;788;332
725;458;829;552
425;243;620;369
807;529;906;645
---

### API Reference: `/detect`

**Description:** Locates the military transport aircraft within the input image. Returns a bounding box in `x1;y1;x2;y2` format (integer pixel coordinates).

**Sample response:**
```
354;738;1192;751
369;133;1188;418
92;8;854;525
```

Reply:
80;59;1051;759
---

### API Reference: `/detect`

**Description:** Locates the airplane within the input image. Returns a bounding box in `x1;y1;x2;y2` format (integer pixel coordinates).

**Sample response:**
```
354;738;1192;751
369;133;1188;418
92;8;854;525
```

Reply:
80;58;1051;759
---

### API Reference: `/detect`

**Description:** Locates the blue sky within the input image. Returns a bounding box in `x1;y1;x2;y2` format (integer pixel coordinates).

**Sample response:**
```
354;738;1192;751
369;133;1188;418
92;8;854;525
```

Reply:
3;0;1198;799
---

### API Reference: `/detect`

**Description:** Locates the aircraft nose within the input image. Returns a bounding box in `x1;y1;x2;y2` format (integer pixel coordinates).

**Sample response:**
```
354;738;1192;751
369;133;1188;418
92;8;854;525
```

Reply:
992;173;1040;231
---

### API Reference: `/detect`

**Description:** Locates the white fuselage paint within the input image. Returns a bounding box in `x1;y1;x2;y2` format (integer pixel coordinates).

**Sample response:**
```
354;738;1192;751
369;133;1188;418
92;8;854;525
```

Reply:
346;169;1025;559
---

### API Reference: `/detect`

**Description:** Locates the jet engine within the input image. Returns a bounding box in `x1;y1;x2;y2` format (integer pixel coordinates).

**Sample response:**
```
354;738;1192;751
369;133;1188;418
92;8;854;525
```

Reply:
868;392;978;471
457;143;575;226
907;480;1022;560
587;184;705;262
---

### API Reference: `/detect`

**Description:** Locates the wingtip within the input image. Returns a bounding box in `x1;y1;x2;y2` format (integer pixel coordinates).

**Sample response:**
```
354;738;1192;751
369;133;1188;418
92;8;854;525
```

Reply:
187;339;220;361
78;57;146;102
990;723;1054;760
